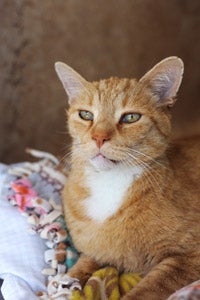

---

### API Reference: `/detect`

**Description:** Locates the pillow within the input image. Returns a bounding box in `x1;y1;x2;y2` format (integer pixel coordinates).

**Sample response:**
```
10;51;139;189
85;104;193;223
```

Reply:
0;163;47;300
0;150;77;300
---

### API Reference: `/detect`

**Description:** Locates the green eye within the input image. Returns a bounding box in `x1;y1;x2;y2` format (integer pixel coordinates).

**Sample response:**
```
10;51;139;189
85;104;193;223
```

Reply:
79;110;94;121
120;113;141;124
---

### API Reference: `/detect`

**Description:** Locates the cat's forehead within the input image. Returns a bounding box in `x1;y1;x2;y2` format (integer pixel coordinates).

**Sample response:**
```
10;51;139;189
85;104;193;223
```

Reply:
92;77;138;108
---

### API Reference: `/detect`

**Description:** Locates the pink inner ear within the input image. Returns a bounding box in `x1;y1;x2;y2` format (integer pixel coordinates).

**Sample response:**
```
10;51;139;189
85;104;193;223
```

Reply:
139;57;184;105
55;62;89;103
63;77;84;99
150;72;181;106
150;73;175;100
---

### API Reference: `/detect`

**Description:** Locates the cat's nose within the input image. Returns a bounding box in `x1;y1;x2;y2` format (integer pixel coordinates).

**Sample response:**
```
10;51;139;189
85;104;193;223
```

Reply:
92;133;110;148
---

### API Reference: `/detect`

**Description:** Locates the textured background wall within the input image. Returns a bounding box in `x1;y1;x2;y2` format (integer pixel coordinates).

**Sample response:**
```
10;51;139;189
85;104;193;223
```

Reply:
0;0;200;163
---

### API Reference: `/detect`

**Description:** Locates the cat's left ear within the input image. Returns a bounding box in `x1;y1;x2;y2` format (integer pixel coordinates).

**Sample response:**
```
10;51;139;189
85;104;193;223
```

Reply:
139;57;184;107
55;62;90;104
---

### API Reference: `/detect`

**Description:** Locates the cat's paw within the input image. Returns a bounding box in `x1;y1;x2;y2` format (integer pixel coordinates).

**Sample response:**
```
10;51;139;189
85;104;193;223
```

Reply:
47;273;82;299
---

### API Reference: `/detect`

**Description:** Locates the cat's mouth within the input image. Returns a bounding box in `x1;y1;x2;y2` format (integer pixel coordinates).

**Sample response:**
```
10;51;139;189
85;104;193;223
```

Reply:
90;153;119;170
96;153;118;163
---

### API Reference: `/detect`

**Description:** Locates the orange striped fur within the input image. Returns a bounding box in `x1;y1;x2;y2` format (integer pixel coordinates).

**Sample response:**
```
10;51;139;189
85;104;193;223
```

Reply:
55;57;200;299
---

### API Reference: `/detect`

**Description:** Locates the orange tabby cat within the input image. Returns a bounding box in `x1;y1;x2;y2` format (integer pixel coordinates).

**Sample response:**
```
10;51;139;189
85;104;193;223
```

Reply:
55;57;200;300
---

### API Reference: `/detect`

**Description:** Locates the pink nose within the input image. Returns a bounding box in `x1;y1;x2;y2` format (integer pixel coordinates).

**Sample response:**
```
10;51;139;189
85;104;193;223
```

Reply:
92;133;110;148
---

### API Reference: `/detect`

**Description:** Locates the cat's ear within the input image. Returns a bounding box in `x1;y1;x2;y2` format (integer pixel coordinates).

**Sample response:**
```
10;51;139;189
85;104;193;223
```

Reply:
55;62;89;104
139;57;184;107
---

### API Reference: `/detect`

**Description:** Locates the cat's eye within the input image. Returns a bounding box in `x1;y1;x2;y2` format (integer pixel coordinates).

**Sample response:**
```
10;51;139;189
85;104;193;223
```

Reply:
79;110;94;121
119;113;141;124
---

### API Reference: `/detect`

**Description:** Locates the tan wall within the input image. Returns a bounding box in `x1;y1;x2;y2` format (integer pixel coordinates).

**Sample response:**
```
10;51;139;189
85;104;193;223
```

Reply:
0;0;200;163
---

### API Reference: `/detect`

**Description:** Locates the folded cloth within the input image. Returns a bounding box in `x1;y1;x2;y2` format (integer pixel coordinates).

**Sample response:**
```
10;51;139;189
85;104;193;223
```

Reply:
0;149;78;300
0;163;47;300
1;274;40;300
71;267;141;300
168;279;200;300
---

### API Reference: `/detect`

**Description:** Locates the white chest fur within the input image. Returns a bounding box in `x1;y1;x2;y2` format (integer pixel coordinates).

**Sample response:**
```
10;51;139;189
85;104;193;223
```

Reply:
84;165;143;223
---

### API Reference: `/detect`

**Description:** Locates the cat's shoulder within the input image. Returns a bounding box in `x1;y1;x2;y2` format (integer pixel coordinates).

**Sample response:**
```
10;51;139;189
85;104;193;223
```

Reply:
167;135;200;172
168;135;200;156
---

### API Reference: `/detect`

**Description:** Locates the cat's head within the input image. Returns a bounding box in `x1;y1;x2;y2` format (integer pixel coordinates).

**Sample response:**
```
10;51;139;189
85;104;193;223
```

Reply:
55;57;184;171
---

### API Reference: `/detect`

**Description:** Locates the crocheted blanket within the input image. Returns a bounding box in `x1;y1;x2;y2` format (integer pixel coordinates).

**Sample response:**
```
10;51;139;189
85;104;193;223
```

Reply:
1;149;200;300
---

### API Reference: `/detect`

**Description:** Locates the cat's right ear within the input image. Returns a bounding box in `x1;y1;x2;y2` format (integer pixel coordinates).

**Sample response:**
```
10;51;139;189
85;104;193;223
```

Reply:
55;62;89;104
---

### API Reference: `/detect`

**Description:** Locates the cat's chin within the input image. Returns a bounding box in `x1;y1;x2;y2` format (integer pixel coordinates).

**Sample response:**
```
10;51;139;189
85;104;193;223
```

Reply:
89;153;118;171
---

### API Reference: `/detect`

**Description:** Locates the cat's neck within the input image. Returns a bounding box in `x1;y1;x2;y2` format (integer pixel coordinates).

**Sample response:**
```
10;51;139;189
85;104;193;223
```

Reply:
86;162;143;176
69;151;171;223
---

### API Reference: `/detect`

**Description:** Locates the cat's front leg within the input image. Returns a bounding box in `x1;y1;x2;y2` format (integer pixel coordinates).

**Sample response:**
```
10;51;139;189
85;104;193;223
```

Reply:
121;256;198;300
67;254;100;287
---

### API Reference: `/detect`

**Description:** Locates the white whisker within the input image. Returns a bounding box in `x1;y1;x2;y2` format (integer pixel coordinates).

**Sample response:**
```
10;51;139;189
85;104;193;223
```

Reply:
130;148;168;170
110;146;164;195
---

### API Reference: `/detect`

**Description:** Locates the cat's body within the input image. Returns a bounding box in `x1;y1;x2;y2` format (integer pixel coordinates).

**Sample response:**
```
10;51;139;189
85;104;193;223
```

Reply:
55;58;200;299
